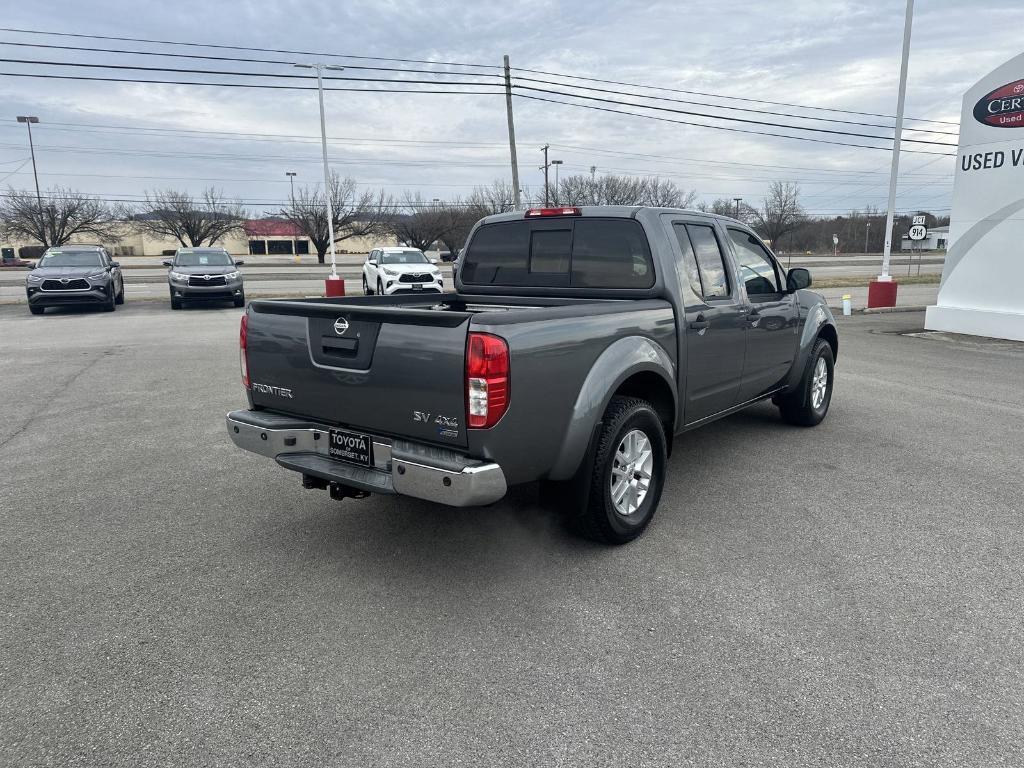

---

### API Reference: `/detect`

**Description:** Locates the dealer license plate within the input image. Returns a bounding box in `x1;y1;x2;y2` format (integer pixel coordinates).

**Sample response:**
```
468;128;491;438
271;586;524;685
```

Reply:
328;428;373;467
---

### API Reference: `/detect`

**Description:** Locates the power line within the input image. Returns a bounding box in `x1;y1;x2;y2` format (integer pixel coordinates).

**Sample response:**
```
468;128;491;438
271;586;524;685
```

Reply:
512;66;959;127
0;71;505;94
0;57;502;87
514;93;957;157
511;75;959;136
0;39;505;79
0;27;501;70
514;84;957;147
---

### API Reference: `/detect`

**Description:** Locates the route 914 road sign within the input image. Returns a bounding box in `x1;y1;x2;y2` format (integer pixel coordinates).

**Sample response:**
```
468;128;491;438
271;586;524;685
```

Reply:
909;224;928;241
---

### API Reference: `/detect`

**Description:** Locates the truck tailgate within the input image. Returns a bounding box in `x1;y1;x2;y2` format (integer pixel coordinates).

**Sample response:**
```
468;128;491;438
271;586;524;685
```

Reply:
245;300;472;449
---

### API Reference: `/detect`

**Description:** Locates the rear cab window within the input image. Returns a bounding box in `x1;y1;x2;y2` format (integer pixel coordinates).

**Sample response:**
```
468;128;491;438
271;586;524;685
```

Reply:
460;217;655;289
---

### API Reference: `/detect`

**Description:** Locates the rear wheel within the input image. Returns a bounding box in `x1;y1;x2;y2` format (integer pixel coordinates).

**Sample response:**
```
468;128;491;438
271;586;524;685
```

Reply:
568;396;667;545
777;338;834;426
29;304;44;315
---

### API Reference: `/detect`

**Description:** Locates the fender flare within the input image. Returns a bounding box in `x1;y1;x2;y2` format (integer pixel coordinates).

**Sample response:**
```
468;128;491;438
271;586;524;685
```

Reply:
548;335;676;480
785;299;838;392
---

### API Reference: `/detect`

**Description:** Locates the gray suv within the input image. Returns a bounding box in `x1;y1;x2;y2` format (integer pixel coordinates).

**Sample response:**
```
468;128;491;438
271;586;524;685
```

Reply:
25;245;124;315
164;247;245;309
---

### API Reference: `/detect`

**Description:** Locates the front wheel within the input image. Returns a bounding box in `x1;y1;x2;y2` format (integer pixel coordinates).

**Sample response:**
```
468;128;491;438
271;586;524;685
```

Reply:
103;287;116;312
777;338;835;426
29;304;44;315
570;396;667;545
233;291;246;308
170;295;182;310
377;278;384;295
115;282;125;304
362;275;371;295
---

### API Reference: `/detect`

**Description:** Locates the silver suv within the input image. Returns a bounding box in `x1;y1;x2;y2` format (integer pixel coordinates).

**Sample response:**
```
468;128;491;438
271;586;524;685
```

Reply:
164;247;245;309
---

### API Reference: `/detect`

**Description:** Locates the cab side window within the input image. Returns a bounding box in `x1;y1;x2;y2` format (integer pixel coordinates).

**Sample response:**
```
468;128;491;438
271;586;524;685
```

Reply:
681;224;730;299
729;229;782;298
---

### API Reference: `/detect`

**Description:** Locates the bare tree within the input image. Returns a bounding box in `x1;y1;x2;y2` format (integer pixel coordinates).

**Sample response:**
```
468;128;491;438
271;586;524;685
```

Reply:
466;179;518;215
281;174;393;263
0;187;119;247
128;188;246;247
390;194;448;252
699;197;758;223
751;182;805;251
552;174;696;208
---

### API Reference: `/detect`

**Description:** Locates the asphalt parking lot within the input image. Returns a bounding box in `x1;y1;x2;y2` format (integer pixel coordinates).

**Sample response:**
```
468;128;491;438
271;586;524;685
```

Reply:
2;303;1022;767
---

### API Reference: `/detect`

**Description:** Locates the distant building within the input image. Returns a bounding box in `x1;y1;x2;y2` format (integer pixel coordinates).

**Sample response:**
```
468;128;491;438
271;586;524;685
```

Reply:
900;225;950;251
1;218;395;258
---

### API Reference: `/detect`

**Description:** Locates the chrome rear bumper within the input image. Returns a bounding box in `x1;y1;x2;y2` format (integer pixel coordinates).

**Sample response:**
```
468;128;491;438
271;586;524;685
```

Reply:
226;410;506;507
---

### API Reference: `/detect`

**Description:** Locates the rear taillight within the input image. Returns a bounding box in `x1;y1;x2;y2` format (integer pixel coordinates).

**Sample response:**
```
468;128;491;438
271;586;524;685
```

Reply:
525;207;581;217
466;332;509;429
239;313;250;389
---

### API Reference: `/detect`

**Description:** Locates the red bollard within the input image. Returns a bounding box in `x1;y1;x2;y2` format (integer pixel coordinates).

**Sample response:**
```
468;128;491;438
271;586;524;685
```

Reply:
867;279;898;309
324;276;345;297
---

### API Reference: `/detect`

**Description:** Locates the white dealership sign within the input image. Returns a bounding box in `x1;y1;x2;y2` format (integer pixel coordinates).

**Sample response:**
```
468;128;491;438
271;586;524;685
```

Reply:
925;53;1024;341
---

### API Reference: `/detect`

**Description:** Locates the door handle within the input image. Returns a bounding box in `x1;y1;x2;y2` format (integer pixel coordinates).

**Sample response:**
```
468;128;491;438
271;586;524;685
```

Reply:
688;313;709;331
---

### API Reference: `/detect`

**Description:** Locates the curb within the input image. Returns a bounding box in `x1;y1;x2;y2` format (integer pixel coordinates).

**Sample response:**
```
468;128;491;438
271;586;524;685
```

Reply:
859;305;928;314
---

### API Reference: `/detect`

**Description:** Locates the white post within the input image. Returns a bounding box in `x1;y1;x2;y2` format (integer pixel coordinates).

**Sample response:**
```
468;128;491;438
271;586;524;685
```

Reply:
314;65;339;280
879;0;915;281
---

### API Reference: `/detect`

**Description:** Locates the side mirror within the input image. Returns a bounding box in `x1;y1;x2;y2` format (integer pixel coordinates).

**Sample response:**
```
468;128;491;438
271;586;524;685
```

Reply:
161;259;173;267
429;258;438;265
368;259;378;266
26;262;35;270
234;259;245;266
786;267;812;292
109;260;120;268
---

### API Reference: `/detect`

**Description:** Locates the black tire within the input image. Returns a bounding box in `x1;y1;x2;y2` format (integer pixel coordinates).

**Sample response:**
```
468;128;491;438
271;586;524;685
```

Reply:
569;396;667;545
377;278;384;295
29;304;44;315
170;296;182;310
115;282;125;304
103;287;116;312
362;275;371;295
778;338;835;427
233;292;246;308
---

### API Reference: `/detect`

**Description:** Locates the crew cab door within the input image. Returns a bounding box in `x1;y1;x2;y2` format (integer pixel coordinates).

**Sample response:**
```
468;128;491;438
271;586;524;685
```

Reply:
667;219;746;424
726;229;799;401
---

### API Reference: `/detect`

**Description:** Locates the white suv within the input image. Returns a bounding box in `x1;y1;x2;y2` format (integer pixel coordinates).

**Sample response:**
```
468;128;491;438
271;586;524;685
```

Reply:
362;247;443;295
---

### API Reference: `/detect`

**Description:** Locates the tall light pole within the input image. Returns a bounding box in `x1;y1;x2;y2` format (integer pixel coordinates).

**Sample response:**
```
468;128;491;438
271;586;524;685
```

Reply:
733;197;743;219
285;171;297;201
551;159;563;202
16;116;42;207
590;165;597;181
872;0;915;308
864;220;871;254
540;144;551;206
295;63;344;288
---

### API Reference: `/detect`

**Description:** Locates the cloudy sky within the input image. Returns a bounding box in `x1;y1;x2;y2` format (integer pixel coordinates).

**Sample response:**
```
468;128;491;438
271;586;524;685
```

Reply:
0;0;1021;217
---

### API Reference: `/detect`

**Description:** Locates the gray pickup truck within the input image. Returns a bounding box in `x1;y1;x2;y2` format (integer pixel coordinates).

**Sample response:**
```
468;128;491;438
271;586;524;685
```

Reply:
228;206;838;543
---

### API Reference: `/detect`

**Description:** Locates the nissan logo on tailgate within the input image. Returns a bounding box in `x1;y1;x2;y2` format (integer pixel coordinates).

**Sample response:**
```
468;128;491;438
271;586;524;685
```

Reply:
333;317;349;335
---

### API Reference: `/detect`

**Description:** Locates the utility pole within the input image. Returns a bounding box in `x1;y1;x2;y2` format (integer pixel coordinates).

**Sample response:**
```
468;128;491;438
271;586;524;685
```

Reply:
285;171;297;201
551;159;563;203
502;55;521;209
295;63;344;288
16;116;42;208
540;144;551;206
879;0;914;283
733;197;743;219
